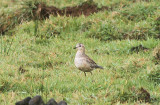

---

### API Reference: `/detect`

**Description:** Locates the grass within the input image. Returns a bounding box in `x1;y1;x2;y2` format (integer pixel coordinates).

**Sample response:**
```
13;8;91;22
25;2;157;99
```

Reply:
0;0;160;104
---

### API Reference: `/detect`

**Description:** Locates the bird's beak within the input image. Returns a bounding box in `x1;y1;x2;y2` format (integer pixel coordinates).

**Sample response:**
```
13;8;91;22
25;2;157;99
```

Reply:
73;47;77;49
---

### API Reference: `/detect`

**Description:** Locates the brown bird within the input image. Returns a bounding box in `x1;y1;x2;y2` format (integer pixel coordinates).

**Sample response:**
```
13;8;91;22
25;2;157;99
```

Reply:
74;43;103;76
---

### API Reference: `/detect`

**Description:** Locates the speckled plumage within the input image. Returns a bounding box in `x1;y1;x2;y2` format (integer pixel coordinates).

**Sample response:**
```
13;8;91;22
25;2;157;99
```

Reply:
74;43;103;76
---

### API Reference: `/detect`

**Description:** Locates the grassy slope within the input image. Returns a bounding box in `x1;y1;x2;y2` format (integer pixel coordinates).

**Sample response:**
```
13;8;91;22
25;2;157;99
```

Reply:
0;0;160;105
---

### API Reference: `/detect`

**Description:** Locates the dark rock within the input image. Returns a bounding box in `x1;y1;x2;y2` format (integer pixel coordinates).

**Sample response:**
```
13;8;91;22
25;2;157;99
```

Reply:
29;95;44;105
46;98;58;105
58;101;67;105
15;97;31;105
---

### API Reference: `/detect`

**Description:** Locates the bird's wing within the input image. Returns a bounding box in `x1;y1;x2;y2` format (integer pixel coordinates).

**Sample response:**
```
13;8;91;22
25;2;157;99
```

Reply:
84;54;98;68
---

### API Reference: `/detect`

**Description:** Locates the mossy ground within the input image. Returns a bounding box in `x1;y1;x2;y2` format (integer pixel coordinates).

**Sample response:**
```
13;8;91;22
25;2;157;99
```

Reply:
0;0;160;104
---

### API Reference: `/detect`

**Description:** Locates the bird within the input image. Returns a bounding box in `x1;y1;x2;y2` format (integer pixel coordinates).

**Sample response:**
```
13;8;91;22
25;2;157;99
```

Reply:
74;43;103;76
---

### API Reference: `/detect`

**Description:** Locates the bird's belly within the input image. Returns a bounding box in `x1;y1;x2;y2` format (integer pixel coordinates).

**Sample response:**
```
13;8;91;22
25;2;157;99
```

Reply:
74;58;92;72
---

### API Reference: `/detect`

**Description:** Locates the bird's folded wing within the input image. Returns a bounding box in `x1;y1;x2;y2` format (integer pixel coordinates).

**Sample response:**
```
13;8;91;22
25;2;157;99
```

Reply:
84;55;98;68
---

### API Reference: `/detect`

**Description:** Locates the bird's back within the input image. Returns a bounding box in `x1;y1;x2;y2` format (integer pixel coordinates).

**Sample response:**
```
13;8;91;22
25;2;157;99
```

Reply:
75;52;102;72
74;53;93;72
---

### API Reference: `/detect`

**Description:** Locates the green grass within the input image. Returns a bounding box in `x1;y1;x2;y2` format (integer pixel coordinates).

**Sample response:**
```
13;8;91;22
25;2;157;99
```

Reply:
0;0;160;104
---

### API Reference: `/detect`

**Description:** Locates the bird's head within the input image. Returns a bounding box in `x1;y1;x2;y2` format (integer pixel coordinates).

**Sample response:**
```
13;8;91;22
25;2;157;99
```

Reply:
74;43;85;51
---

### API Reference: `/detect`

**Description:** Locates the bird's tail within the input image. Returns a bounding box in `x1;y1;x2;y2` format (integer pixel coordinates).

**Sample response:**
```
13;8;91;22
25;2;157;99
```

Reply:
96;65;104;69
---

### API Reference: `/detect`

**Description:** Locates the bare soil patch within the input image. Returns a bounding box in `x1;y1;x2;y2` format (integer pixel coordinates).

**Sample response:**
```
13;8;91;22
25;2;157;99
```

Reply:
0;1;109;34
33;1;109;19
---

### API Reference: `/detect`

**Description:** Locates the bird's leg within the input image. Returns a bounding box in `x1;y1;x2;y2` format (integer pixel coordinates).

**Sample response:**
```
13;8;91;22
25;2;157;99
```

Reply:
84;72;86;76
90;72;92;75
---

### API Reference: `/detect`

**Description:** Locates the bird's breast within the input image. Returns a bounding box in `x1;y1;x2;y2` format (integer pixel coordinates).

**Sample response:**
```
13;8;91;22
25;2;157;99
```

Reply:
74;57;92;72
